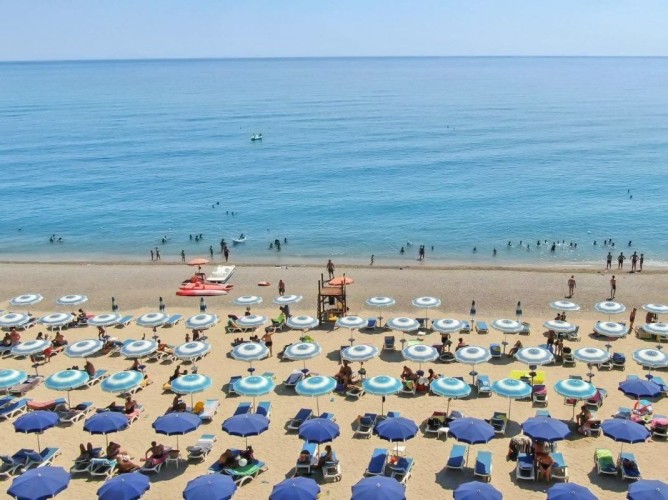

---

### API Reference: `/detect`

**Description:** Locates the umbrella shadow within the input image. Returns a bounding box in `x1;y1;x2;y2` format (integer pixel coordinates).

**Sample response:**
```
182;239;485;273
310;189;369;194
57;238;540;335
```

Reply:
505;469;548;492
379;351;403;363
434;467;476;490
504;420;522;438
586;468;627;493
147;460;193;482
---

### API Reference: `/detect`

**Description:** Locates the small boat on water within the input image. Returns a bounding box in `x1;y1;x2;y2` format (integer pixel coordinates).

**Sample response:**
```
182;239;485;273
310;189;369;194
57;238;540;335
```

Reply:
232;233;247;245
207;265;236;284
251;133;262;141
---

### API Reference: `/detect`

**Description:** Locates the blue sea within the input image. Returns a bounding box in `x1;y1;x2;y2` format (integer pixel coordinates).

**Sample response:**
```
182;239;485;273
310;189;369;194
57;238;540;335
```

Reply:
1;57;667;265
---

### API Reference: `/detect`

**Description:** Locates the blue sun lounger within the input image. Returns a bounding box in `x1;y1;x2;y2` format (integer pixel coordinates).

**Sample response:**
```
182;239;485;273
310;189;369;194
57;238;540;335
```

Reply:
354;413;377;438
163;314;183;328
474;451;492;482
22;447;61;470
476;375;492;395
233;402;252;416
446;444;467;470
295;441;317;476
227;375;242;395
365;448;388;476
0;398;30;420
287;408;312;431
317;412;336;421
256;401;272;418
619;452;641;481
389;456;414;484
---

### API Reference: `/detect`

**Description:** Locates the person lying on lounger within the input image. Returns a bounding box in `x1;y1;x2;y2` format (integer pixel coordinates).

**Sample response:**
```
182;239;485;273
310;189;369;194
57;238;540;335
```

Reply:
217;449;241;467
106;396;138;414
142;441;166;466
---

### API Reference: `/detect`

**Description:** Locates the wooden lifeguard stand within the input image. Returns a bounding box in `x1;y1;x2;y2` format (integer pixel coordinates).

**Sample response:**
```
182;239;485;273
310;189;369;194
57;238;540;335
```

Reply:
317;273;348;323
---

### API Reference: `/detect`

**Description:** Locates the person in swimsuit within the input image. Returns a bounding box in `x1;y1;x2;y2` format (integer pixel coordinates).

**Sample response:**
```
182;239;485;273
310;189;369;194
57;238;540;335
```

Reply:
261;331;274;356
610;275;617;299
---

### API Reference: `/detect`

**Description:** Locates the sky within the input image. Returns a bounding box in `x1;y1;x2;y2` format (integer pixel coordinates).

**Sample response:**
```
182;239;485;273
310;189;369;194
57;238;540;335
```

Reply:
1;0;668;61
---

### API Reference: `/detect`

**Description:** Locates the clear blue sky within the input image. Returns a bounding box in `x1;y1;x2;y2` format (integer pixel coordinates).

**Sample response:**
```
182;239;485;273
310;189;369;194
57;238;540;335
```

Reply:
2;0;667;61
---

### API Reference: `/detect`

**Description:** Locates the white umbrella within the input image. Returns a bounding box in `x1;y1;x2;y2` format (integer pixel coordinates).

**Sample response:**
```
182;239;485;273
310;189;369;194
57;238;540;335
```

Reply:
594;321;628;338
643;304;668;316
411;296;441;326
492;319;523;354
56;295;88;306
365;296;395;326
595;301;626;320
543;320;577;333
550;300;581;312
432;319;465;334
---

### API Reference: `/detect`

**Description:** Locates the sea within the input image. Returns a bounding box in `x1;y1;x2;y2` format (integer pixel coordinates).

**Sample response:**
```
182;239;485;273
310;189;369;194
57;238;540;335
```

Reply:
1;57;667;266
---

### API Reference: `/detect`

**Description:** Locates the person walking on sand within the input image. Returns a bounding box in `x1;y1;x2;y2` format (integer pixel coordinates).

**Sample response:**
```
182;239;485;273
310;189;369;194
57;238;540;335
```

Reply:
640;253;644;271
326;260;335;279
261;330;274;356
610;275;617;299
629;307;637;331
617;252;625;270
606;252;612;270
223;246;230;263
567;275;576;298
370;254;375;266
180;250;185;262
278;279;285;296
631;252;638;272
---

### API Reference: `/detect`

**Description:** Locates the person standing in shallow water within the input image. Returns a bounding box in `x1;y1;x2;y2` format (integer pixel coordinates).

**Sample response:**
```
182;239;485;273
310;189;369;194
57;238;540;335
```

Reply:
639;254;644;271
606;252;612;270
224;246;230;263
617;252;625;270
180;250;185;263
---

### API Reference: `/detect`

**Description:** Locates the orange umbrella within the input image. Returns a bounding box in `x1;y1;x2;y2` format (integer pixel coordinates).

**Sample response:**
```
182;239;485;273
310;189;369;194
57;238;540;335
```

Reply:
188;258;209;266
329;276;354;286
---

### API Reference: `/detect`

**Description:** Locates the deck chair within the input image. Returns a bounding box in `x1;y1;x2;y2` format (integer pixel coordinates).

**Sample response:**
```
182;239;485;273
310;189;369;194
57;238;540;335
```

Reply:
233;402;252;416
612;352;626;370
383;336;395;350
476;375;492;396
551;452;569;482
365;318;377;330
346;385;365;399
0;345;13;358
9;375;43;395
140;446;172;474
283;370;305;388
0;395;15;409
400;380;416;396
256;401;272;418
619;452;641;481
649;376;668;394
287;408;313;431
474;451;492;482
365;448;388;476
322;456;342;482
446;444;467;470
585;388;607;410
317;412;336;422
226;375;242;395
613;407;633;420
58;402;95;424
389;456;414;484
489;344;501;358
475;321;489;334
520;322;531;335
562;349;576;367
594;448;618;475
23;447;61;470
89;458;118;479
354;413;378;438
651;416;668;439
199;399;219;421
598;357;613;370
114;315;133;328
515;453;535;481
84;370;108;388
221;459;267;486
490;412;507;435
532;385;548;406
27;398;67;411
0;450;32;478
535;409;551;418
163;314;183;328
460;320;472;334
0;398;30;420
69;447;103;474
295;442;317;476
187;434;217;461
425;411;447;436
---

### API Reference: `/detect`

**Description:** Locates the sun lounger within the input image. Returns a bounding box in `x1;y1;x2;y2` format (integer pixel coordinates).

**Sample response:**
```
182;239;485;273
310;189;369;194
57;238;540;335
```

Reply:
594;448;618;475
475;321;489;334
69;447;103;475
317;412;336;421
89;458;118;479
140;446;172;474
0;345;13;358
515;453;535;481
287;408;313;431
0;398;30;420
619;452;641;481
400;380;416;396
562;351;576;367
490;412;507;435
474;451;492;482
84;370;109;388
9;375;43;396
383;336;395;350
114;315;134;328
389;456;414;484
295;441;317;476
649;376;668;395
226;375;242;395
551;452;569;482
489;344;501;358
365;448;388;476
283;370;305;388
58;402;95;424
0;395;15;409
163;314;183;328
322;455;342;482
425;411;447;436
27;397;67;411
199;399;219;421
187;434;217;461
0;450;32;478
126;406;144;425
476;375;492;396
222;459;267;486
346;385;365;399
365;318;377;330
532;384;549;406
585;388;607;410
520;322;531;335
354;413;377;438
23;447;61;471
446;444;467;470
256;401;272;418
510;370;545;385
612;352;626;370
233;402;252;416
535;409;551;418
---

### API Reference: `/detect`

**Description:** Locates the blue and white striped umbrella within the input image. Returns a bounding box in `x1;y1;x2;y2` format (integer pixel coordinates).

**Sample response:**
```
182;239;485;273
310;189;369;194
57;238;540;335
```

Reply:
286;315;319;330
554;378;596;400
233;375;275;397
231;342;270;363
236;315;268;328
284;342;322;361
335;316;366;329
362;376;403;396
120;339;158;358
574;347;610;364
56;294;88;306
0;369;27;390
273;295;303;305
515;347;554;366
403;344;439;364
296;376;337;397
543;320;577;333
432;318;465;334
386;317;420;332
341;344;379;362
185;313;219;330
430;377;472;399
45;369;89;391
491;378;532;399
594;301;626;315
233;295;263;306
550;300;581;312
136;312;169;328
38;313;74;327
10;293;44;307
643;304;668;315
366;296;396;308
12;339;51;356
0;312;31;328
594;321;628;338
412;296;441;309
633;349;668;369
88;313;122;327
455;346;492;365
491;319;523;333
171;374;213;395
174;341;211;361
101;370;144;393
642;323;668;337
65;339;104;358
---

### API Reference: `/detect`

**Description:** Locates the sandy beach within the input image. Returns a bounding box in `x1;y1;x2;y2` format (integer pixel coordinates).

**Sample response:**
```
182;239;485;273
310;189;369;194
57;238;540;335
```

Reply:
1;261;667;499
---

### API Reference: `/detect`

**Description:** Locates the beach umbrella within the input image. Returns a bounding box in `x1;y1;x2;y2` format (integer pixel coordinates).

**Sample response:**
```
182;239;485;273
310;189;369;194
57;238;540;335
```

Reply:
594;321;628;338
642;323;668;338
236;315;268;328
56;294;88;306
38;312;74;328
336;315;366;345
574;347;611;365
120;339;158;358
183;474;237;500
10;293;44;308
233;375;275;406
515;346;554;366
0;312;32;328
98;473;151;500
0;369;28;391
84;412;130;445
135;312;169;328
619;379;662;399
13;410;60;452
366;296;396;326
627;480;668;500
449;417;495;444
601;418;650;453
521;416;570;442
233;295;263;307
173;341;211;364
385;317;420;333
432;318;465;334
492;318;523;353
286;315;319;331
402;344;439;369
554;378;597;418
283;342;322;369
101;370;144;394
633;348;668;373
643;304;668;315
376;417;418;456
455;346;492;384
12;339;51;375
88;313;122;327
352;476;406;500
171;373;213;407
273;295;303;305
270;477;320;500
547;483;597;500
491;378;531;419
411;296;441;325
430;377;471;412
298;418;340;444
362;376;402;415
550;300;581;312
342;344;379;363
65;339;104;359
8;466;70;500
188;258;209;266
222;413;269;446
454;481;502;500
296;376;337;414
543;320;577;333
595;300;626;319
153;412;201;449
45;369;89;405
231;342;269;369
329;276;354;286
185;313;219;330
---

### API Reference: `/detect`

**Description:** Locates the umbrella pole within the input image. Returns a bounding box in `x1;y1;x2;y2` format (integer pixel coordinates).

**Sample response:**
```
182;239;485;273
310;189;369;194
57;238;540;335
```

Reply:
508;398;512;420
37;432;41;453
176;435;179;450
105;434;109;447
316;397;320;415
191;393;194;408
446;398;451;414
380;397;384;416
67;390;71;408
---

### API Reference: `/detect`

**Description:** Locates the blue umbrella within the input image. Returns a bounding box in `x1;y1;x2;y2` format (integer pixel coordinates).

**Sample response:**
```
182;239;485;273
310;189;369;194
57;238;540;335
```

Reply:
173;341;211;362
65;339;104;359
13;411;60;452
376;417;418;455
491;378;531;419
296;376;337;414
120;339;158;359
547;483;597;500
453;481;502;500
56;294;88;306
45;369;90;406
153;412;201;449
183;474;237;500
362;376;402;415
430;377;472;412
98;473;151;500
601;419;650;452
135;312;169;328
351;476;405;500
515;346;554;366
38;313;74;328
88;313;122;327
231;342;269;367
0;368;27;390
298;418;340;444
101;370;144;394
8;466;70;500
619;379;662;399
449;417;495;444
522;417;570;442
627;480;668;500
342;344;379;363
171;374;213;407
270;477;320;500
185;313;219;330
222;413;269;447
84;412;129;445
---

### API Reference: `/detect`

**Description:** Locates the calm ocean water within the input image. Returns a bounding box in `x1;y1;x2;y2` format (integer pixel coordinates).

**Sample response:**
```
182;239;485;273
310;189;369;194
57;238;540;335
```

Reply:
1;57;667;265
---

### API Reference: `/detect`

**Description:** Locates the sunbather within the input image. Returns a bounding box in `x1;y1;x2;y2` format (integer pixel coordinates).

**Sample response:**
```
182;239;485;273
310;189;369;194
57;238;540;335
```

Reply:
456;338;468;351
117;455;140;473
400;366;417;381
2;332;11;346
334;361;353;385
84;361;96;377
192;330;201;341
143;441;166;466
97;326;106;340
167;395;187;413
10;328;21;345
106;442;125;460
536;453;554;481
77;442;99;460
317;445;335;468
106;396;138;414
217;449;240;467
427;369;439;381
53;332;67;346
508;340;523;357
577;405;592;430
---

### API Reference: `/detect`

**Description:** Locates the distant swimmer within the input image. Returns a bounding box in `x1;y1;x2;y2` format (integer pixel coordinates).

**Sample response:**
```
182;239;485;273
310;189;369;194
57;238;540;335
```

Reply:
269;243;273;249
507;241;511;247
150;249;154;261
284;238;288;244
594;241;597;245
493;248;497;256
209;246;214;258
473;247;477;253
400;247;405;254
537;241;541;246
640;254;644;271
628;240;632;246
370;254;375;266
550;243;556;252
